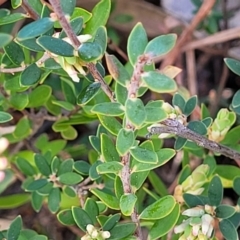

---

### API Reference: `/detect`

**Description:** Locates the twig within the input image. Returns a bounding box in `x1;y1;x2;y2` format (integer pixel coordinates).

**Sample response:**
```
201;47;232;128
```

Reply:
186;49;197;96
161;0;216;68
48;0;114;102
22;0;39;20
147;118;240;161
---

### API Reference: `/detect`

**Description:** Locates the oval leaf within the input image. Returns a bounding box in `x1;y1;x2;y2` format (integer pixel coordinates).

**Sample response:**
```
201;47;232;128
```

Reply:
48;187;61;213
208;175;223;206
20;63;42;86
4;41;24;65
78;42;102;62
224;58;240;77
216;205;236;219
97;162;123;174
120;193;137;216
57;209;75;226
91;102;124;116
130;146;158;164
72;207;93;231
7;216;22;240
219;219;238;240
0;33;13;48
0;111;12;123
58;172;83;185
116;129;135;156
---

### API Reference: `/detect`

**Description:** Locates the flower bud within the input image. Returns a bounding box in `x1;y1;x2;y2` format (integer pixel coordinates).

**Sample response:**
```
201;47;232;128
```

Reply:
101;231;111;239
182;207;205;217
201;214;214;236
86;224;95;234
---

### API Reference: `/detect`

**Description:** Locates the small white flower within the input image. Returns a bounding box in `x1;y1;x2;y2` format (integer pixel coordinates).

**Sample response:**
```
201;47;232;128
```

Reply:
174;219;191;234
101;231;111;239
86;224;95;234
182;207;205;217
201;214;214;236
91;229;99;238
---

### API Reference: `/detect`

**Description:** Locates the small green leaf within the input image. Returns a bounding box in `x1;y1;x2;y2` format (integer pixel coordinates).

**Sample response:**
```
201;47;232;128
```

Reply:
7;216;22;240
16;157;36;176
20;63;42;86
31;191;44;212
109;223;136;239
233;177;240;195
125;98;146;127
115;176;124;199
97;162;123;174
127;23;148;65
224;58;240;77
60;0;76;16
89;160;102;181
34;154;51;176
94;26;108;55
148;171;168;196
120;194;137;216
0;111;12;123
59;172;83;185
28;85;52;107
83;0;111;35
115;83;128;105
187;121;207;135
102;213;121;231
0;33;13;48
84;198;99;224
13;116;31;139
37;182;53;196
0;13;26;25
16;38;44;52
98;115;122;136
74;161;90;175
78;42;102;62
72;8;92;23
231;90;240;108
63;186;76;198
57;209;75;226
48;187;61;213
130;146;158;164
149;203;180;239
17;17;54;40
11;0;22;9
72;207;93;231
183;193;209;208
26;179;48;191
77;82;101;105
4;41;24;65
116;129;135;156
9;93;29;110
140;195;176;220
101;133;120;162
172;93;186;112
141;71;177;93
0;194;30;209
91;102;124;116
145;106;167;123
105;54;130;87
216;205;236;219
61;126;78;140
184;95;197;116
37;36;75;57
144;34;177;57
208;175;223;206
130;171;149;192
174;137;187;151
90;189;120;210
219;219;238;240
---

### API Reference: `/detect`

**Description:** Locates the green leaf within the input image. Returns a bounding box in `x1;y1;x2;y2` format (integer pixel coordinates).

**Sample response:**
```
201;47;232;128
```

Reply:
94;26;108;55
219;219;238;240
28;85;52;107
0;33;13;48
101;133;120;162
17;17;54;40
125;98;146;127
130;171;149;192
141;71;177;93
233;177;240;195
132;148;175;172
144;34;177;57
61;77;76;104
58;158;74;175
0;111;12;123
97;162;123;174
72;7;92;23
115;83;128;105
78;42;102;62
48;187;61;213
13;116;31;139
61;126;78;140
116;129;135;156
11;0;22;9
37;36;75;57
208;175;223;206
149;204;180;239
7;216;22;240
72;207;93;231
77;82;101;105
60;0;76;16
224;58;240;77
231;90;240;108
4;41;24;65
127;23;148;65
84;198;99;224
63;186;76;198
91;102;124;116
16;38;44;52
174;137;187;151
31;191;44;212
216;205;236;219
57;209;75;226
120;194;137;216
60;17;83;38
184;95;197;116
0;194;30;209
83;0;111;35
90;189;120;210
34;154;51;176
187;121;207;135
59;172;83;185
148;171;168;196
37;182;53;196
130;146;158;164
98;115;122;136
145;106;167;123
115;176;124;199
26;179;48;191
89;160;102;180
172;93;186;112
105;54;130;87
109;223;136;240
9;93;29;110
74;161;90;176
16;157;36;176
89;136;101;153
20;63;42;86
183;193;209;208
0;13;26;25
139;195;176;220
102;213;121;231
0;170;15;195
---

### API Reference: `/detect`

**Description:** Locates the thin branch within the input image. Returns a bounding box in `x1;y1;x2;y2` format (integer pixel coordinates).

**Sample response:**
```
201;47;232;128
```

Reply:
48;0;114;102
147;118;240;161
22;0;39;20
